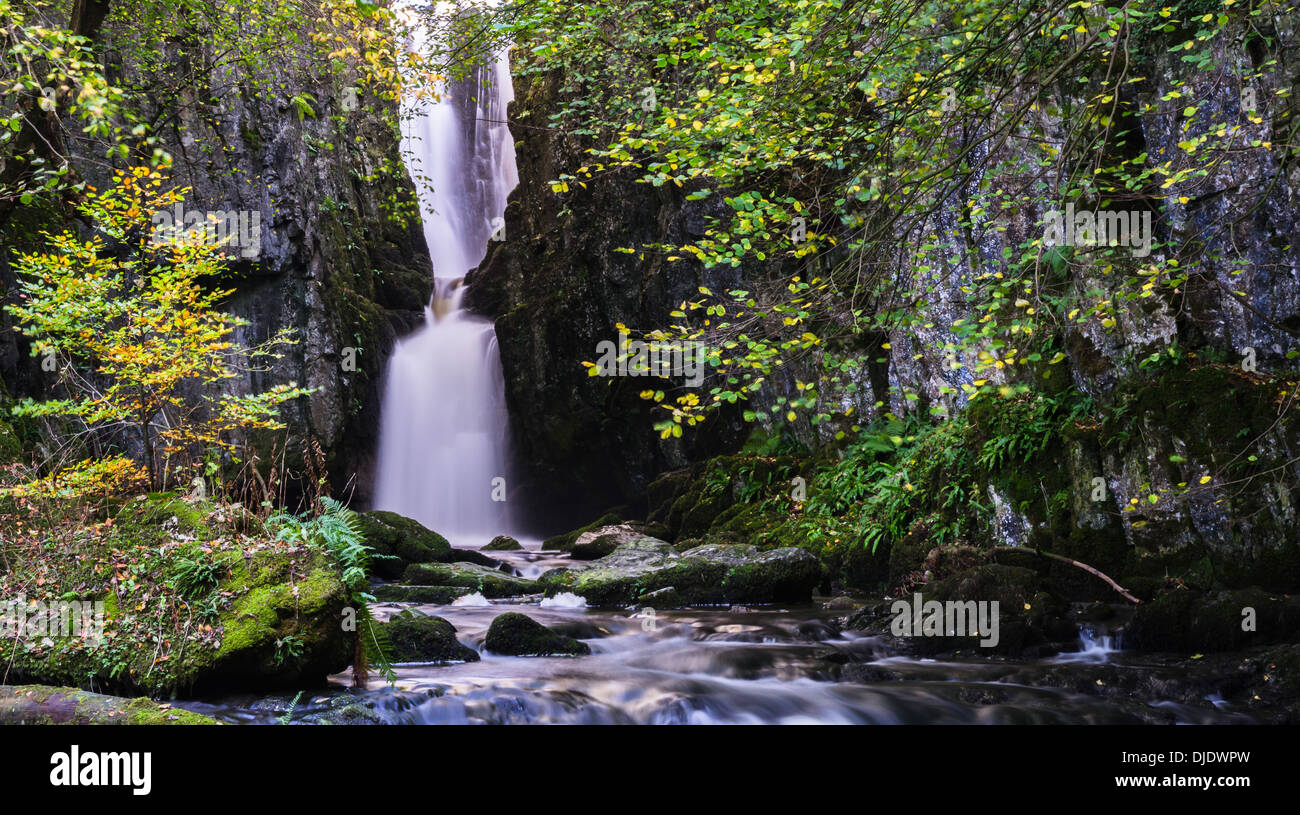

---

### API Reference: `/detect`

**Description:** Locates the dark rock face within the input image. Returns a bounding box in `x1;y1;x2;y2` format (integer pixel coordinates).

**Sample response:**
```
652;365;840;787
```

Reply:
466;27;1300;598
382;609;479;664
464;67;761;533
483;612;590;657
1125;588;1300;653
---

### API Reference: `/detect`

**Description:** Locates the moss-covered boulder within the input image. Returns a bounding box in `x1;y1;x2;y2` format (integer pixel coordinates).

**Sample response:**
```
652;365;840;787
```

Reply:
483;612;590;657
5;494;353;695
570;523;641;560
542;512;622;552
539;534;726;606
372;584;474;604
540;530;823;606
1125;588;1300;653
402;562;540;597
688;543;823;603
382;610;479;663
483;535;523;551
0;685;218;725
442;548;505;568
355;510;452;579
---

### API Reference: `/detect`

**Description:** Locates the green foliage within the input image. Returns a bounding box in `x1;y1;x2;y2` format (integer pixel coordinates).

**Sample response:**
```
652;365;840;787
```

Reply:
495;0;1298;443
166;544;227;600
5;166;309;491
268;497;395;685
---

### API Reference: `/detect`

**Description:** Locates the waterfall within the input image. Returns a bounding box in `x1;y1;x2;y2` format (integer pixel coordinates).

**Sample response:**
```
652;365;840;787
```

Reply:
373;6;518;546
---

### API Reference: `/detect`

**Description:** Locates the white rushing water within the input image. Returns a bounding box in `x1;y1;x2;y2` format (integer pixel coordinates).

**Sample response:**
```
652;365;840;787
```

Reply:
373;4;519;546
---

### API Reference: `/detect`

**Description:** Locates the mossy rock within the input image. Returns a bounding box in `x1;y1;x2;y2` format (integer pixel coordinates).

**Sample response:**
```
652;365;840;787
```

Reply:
188;548;353;692
382;609;479;663
0;685;218;725
441;548;503;568
0;419;22;465
8;501;352;696
112;492;220;546
540;532;821;607
1125;588;1300;653
355;511;452;580
687;544;824;603
539;535;728;606
372;584;474;604
543;512;622;552
483;535;523;551
483;612;590;657
401;562;539;597
570;523;642;560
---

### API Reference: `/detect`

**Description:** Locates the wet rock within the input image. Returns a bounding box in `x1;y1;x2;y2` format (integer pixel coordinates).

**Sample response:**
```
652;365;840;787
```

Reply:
483;535;523;551
382;609;479;664
402;562;540;598
355;511;452;579
483;612;591;657
0;685;218;725
548;620;611;640
540;530;823;607
442;548;506;568
636;586;683;608
570;523;641;560
823;595;860;610
372;584;473;604
542;512;622;552
688;543;823;603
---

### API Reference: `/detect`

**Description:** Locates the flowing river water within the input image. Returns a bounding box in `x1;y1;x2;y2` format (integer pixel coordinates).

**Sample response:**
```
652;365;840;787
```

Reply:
175;543;1268;725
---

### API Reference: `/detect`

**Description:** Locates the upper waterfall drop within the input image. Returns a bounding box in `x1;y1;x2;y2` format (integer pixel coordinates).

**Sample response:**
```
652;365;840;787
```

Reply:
372;11;519;546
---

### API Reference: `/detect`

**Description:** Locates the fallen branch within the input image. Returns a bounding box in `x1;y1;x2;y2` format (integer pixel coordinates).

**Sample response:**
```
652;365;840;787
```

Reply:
995;547;1142;604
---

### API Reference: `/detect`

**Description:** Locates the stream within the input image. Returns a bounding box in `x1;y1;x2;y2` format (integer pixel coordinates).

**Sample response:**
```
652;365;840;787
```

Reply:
175;545;1267;725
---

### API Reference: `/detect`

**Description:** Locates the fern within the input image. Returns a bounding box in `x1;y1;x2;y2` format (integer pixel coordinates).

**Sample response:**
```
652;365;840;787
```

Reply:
267;498;396;687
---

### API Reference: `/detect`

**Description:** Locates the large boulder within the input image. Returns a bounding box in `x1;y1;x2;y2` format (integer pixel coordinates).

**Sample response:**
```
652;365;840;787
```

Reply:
539;529;823;606
354;511;452;579
483;612;590;657
685;543;823;603
483;536;523;551
0;685;218;725
382;610;479;663
570;523;642;560
401;562;540;598
4;494;353;695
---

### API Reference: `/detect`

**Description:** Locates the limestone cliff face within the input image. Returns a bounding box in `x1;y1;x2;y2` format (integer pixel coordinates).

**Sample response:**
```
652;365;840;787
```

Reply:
470;26;1299;585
